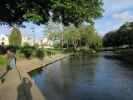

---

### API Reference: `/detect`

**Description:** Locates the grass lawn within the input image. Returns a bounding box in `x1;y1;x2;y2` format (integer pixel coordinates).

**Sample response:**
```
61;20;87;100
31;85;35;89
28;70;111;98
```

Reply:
0;55;7;69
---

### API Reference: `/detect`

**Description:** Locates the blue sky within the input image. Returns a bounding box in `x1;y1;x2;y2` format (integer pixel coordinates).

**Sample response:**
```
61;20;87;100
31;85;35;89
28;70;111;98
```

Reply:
0;0;133;38
95;0;133;36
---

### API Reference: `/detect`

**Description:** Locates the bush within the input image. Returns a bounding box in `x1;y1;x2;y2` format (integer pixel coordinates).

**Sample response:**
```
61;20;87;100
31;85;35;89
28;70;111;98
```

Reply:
63;48;75;53
35;48;44;59
7;45;20;53
79;48;96;54
44;49;52;56
44;48;60;56
20;45;34;58
33;43;39;49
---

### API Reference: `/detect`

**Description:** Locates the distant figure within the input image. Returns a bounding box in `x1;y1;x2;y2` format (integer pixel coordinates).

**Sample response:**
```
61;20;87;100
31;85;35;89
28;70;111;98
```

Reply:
17;77;32;100
6;49;16;70
0;42;6;54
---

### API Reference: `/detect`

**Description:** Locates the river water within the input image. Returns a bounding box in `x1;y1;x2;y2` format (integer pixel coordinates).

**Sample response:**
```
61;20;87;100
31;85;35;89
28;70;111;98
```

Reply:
30;53;133;100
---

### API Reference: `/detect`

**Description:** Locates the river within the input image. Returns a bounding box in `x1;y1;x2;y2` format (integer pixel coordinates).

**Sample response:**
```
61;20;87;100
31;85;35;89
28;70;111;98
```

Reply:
30;53;133;100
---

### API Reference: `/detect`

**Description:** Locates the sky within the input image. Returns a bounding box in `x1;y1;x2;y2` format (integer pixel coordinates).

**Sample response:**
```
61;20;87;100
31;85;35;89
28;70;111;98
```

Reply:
95;0;133;36
0;0;133;39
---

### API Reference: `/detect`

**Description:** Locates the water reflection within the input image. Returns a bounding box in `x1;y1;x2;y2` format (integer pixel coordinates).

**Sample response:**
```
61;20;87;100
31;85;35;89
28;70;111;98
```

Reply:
30;53;133;100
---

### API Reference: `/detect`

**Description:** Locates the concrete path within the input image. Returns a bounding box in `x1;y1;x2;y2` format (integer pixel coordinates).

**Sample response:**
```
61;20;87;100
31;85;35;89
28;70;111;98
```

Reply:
0;54;70;100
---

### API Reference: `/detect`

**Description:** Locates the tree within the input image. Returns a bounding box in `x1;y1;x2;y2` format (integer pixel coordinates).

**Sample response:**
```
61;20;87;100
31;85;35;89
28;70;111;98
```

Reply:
9;26;22;46
0;0;103;26
63;25;81;49
103;22;133;48
44;18;63;47
78;25;102;49
118;22;133;47
63;25;102;49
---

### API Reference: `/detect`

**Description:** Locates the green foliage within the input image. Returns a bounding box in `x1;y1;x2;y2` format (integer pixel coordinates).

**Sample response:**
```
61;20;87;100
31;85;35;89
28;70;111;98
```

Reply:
0;55;7;69
23;9;43;22
0;0;103;26
103;22;133;47
51;0;103;26
63;25;102;49
63;48;75;53
53;42;60;48
9;26;22;47
44;48;61;56
79;48;96;54
7;45;20;53
35;48;45;59
63;25;80;49
80;25;102;48
103;31;117;47
19;44;62;59
20;45;34;58
33;43;40;50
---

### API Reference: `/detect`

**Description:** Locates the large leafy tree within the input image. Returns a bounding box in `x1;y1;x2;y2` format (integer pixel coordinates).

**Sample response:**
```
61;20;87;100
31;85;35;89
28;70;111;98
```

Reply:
118;22;133;46
103;31;117;47
9;26;22;46
63;25;81;49
63;25;102;49
0;0;103;26
80;26;102;48
103;22;133;47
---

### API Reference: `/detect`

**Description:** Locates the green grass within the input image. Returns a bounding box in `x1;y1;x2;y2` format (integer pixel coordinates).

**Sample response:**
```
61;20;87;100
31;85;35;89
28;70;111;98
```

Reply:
0;55;7;69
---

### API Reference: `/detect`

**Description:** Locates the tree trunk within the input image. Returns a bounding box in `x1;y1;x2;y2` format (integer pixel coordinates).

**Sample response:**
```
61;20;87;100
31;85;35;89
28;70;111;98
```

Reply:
60;32;64;48
67;40;69;48
73;40;78;49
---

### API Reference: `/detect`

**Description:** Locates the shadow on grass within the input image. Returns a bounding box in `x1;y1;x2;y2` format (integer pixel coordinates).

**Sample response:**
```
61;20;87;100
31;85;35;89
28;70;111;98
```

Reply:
17;77;32;100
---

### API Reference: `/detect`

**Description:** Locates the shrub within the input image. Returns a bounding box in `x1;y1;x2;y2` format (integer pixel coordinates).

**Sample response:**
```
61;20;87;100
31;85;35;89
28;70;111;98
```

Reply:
7;45;20;53
20;45;34;58
33;43;39;49
63;48;75;53
44;48;58;56
35;48;44;59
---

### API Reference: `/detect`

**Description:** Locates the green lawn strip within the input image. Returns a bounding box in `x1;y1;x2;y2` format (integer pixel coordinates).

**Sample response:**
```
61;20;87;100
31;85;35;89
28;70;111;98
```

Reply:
0;55;7;69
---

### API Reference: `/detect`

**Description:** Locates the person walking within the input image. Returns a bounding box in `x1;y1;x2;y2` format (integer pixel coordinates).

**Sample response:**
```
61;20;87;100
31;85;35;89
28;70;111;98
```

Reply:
6;48;22;80
0;48;17;83
7;49;16;70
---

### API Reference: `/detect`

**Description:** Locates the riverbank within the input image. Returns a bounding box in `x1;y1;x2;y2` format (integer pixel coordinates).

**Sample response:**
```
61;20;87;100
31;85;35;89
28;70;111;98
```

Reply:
30;51;133;100
113;49;133;64
0;53;71;100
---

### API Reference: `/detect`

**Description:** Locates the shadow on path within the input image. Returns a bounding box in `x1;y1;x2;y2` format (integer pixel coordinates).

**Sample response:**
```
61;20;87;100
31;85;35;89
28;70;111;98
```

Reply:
0;70;9;83
17;77;32;100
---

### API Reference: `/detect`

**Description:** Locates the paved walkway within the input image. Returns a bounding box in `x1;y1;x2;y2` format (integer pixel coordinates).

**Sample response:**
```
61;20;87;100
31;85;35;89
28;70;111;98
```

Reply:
0;54;70;100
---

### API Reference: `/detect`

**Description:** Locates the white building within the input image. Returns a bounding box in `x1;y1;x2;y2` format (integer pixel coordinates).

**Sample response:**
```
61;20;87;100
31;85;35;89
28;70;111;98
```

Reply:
42;37;53;46
0;34;53;47
0;34;9;45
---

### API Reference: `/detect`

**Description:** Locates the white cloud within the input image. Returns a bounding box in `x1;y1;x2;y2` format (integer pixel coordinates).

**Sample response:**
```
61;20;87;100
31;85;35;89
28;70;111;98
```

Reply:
110;0;133;3
103;0;133;14
95;0;133;36
112;11;133;23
